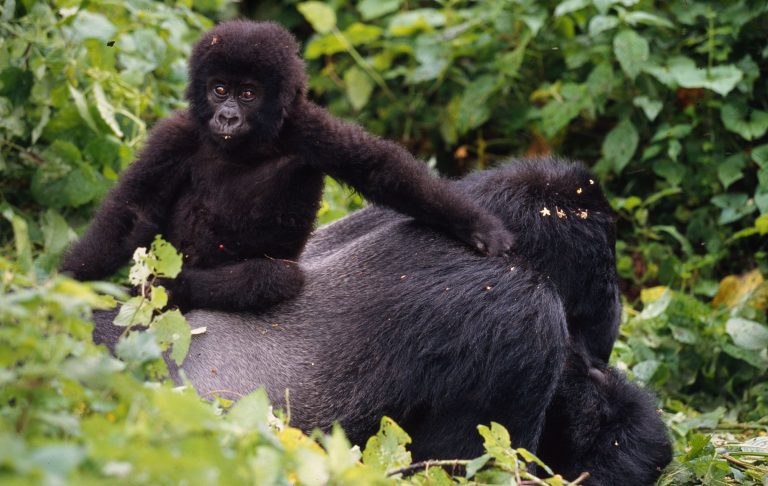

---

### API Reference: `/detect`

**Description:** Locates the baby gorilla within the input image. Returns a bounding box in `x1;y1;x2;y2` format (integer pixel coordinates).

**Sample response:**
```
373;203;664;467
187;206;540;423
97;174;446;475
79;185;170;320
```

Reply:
61;21;512;311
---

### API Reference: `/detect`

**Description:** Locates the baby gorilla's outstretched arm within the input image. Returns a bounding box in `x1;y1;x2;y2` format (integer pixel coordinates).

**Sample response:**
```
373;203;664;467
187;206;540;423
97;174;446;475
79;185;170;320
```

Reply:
287;100;514;256
60;116;195;280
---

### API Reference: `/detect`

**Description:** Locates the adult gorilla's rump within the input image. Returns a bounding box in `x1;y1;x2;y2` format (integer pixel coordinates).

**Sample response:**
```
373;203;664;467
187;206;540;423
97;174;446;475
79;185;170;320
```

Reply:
94;157;671;484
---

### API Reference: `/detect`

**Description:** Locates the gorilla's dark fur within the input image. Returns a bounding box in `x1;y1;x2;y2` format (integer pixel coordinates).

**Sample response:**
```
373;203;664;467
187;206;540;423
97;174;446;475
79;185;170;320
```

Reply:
93;157;671;485
61;21;512;311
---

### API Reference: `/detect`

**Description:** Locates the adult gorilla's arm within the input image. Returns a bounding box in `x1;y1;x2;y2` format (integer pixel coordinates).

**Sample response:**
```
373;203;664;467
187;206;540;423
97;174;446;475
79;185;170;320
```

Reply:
60;114;196;280
286;100;513;256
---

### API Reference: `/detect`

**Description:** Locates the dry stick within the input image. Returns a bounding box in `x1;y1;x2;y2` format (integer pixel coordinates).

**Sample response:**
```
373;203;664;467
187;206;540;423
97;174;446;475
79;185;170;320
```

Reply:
722;454;768;474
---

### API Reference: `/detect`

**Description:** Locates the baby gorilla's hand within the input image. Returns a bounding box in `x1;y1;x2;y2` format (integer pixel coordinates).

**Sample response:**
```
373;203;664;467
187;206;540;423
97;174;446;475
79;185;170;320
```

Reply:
468;215;514;257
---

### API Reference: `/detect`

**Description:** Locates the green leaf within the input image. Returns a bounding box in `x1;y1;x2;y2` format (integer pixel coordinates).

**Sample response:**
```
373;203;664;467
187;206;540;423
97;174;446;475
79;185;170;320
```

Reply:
721;103;768;141
646;56;743;96
622;11;674;28
638;289;671;319
388;9;445;37
148;236;182;278
115;330;162;363
633;96;663;121
2;209;32;273
588;15;619;37
726;318;768;350
465;454;491;479
358;0;401;20
93;82;123;138
0;67;33;106
227;388;271;429
752;144;768;168
717;154;747;189
68;83;99;133
457;75;500;134
297;2;337;34
602;118;639;174
344;22;383;45
362;417;412;472
652;159;685;186
70;11;116;42
711;193;756;224
323;425;360;476
151;309;190;365
114;295;153;327
343;66;373;111
613;30;649;80
411;35;451;83
554;0;590;17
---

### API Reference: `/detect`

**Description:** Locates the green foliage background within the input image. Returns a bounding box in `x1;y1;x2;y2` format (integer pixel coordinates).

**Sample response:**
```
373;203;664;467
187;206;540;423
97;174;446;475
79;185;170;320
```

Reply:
1;0;767;484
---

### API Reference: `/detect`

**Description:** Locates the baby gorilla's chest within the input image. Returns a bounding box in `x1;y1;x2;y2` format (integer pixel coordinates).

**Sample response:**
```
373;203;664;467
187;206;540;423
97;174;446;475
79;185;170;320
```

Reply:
167;156;324;266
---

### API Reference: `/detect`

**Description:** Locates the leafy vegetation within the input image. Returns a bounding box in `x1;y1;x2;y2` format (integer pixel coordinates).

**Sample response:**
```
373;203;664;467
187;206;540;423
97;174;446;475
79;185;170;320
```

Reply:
1;0;767;484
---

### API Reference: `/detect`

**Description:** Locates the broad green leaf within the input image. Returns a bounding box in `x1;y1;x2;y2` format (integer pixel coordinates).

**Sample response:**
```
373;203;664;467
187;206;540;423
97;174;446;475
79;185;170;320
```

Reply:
114;295;153;327
70;11;116;42
115;330;162;363
457;75;500;134
752;144;768;168
305;34;345;59
0;67;33;106
358;0;401;20
721;103;768;141
602;118;639;173
652;159;685;186
726;317;768;350
554;0;590;17
151;309;190;365
411;35;451;83
343;66;373;111
388;9;445;36
633;96;663;121
588;15;619;37
344;22;383;45
639;289;671;319
613;30;649;80
323;425;360;475
362;417;412;471
149;285;168;310
297;2;337;34
465;454;491;479
711;193;756;224
718;154;747;189
646;56;743;96
148;236;182;278
93;82;123;138
228;388;271;429
295;448;330;486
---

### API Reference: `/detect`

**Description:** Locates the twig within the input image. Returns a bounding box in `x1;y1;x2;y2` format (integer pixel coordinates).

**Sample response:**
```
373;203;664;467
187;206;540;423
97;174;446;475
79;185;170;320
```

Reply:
201;389;245;399
570;472;591;485
722;454;768;474
386;459;470;477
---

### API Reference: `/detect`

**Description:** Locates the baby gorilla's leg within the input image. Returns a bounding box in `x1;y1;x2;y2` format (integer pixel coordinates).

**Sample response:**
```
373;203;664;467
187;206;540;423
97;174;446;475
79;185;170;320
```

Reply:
164;258;305;312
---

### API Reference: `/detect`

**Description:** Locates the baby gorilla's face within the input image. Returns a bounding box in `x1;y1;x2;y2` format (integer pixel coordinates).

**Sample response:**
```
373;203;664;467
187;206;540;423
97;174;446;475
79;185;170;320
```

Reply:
206;77;263;141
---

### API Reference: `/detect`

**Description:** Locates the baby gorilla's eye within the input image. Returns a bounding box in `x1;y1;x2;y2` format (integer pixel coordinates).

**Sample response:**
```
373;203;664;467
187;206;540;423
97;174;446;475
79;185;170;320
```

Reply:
240;89;256;101
213;85;227;97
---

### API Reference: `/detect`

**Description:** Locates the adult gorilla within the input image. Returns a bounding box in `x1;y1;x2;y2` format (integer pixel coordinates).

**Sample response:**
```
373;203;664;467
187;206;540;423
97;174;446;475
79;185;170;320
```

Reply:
94;157;671;485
